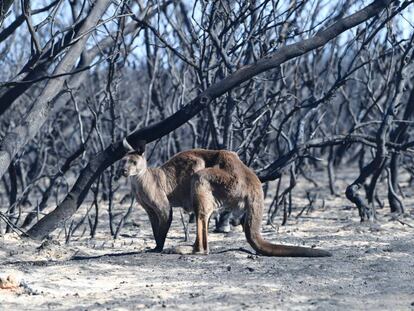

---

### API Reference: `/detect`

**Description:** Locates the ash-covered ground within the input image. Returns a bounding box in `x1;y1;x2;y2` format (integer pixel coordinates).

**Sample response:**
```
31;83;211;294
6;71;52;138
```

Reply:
1;169;413;310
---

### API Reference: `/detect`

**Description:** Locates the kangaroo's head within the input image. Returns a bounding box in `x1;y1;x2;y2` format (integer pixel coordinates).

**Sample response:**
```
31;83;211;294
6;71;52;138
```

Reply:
123;153;147;177
122;138;146;177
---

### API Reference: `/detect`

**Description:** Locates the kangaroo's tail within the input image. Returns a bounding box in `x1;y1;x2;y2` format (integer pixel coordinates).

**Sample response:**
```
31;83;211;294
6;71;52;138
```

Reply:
243;194;332;257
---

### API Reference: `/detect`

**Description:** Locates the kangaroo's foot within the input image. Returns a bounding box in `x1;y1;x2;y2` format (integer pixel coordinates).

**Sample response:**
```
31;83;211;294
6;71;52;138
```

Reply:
145;246;163;253
192;242;209;255
192;249;209;255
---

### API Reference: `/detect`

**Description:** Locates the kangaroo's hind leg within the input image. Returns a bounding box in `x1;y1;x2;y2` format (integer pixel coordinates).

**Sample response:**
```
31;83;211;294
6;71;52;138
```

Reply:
192;198;215;254
191;177;215;254
191;168;236;254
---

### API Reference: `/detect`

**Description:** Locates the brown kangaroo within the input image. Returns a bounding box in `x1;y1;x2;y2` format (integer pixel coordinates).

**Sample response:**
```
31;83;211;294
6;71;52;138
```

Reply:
122;139;331;257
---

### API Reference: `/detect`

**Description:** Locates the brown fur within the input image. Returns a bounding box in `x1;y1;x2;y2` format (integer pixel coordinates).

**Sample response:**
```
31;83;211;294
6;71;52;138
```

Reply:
123;148;331;257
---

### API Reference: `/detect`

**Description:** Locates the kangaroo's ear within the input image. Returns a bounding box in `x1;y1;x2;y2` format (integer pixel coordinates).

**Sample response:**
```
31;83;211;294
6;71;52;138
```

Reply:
123;137;135;153
123;138;146;155
135;140;146;155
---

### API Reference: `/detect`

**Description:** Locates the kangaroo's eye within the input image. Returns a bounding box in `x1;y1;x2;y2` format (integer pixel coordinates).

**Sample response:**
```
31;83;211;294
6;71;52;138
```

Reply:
132;160;137;165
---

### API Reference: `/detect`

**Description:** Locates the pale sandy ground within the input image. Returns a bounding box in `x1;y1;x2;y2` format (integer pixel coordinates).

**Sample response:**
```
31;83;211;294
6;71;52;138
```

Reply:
1;169;414;311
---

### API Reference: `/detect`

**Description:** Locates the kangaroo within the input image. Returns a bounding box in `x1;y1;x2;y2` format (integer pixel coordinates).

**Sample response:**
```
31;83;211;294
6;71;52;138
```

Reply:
122;139;331;257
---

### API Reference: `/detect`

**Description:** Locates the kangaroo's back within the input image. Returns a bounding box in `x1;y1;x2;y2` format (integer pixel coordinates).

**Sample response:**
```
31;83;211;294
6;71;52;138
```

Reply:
160;149;237;209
